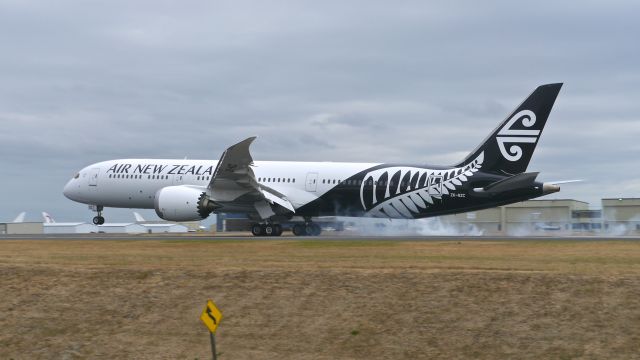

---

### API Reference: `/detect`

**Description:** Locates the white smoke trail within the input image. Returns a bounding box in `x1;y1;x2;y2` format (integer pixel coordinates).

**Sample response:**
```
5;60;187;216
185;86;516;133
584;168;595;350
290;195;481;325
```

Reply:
341;217;484;237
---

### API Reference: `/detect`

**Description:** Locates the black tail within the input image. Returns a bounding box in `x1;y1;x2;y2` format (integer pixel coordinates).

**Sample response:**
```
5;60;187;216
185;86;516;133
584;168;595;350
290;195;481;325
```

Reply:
455;83;563;175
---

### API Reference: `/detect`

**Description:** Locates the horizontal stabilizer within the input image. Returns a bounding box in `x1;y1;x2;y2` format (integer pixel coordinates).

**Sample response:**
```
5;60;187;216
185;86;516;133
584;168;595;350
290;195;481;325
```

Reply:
474;172;539;195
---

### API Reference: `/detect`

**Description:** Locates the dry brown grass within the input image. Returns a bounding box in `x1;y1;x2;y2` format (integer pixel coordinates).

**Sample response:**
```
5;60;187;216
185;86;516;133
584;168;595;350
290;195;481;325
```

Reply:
1;239;640;359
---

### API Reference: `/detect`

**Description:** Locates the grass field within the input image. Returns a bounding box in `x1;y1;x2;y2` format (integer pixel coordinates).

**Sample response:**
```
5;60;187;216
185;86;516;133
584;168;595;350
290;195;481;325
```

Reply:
2;239;640;359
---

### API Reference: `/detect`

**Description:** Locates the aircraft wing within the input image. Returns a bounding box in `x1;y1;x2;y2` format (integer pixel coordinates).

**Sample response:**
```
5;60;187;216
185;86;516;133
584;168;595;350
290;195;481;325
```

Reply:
207;137;295;219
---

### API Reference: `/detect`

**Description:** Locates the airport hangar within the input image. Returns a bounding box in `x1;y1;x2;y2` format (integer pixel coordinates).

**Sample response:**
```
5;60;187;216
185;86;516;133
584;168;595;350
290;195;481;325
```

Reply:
2;198;640;235
217;198;640;236
0;222;189;235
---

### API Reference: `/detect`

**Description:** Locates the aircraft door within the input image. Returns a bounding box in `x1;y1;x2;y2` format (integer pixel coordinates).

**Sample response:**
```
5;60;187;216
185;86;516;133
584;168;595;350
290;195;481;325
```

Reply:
88;168;100;186
305;172;318;192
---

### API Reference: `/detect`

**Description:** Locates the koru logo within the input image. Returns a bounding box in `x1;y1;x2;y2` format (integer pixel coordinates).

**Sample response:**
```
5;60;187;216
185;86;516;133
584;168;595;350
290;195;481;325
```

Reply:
496;110;539;161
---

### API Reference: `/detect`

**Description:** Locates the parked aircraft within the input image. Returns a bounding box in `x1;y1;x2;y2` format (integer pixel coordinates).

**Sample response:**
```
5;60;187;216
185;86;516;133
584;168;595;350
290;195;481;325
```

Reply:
64;84;564;236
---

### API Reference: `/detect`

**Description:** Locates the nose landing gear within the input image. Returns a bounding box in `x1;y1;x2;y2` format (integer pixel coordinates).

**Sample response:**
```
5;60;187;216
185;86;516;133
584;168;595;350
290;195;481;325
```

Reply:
91;205;105;225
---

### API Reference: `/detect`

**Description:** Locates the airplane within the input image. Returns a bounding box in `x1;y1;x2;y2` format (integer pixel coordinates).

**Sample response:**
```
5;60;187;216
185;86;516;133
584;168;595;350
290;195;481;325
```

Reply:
64;83;564;237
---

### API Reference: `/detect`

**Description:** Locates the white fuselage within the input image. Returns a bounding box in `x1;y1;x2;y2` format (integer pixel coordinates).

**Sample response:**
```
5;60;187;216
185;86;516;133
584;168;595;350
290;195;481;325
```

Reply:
63;159;380;210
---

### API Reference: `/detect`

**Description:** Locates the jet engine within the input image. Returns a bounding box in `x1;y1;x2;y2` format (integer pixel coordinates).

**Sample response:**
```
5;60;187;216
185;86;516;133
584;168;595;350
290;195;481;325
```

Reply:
154;186;218;221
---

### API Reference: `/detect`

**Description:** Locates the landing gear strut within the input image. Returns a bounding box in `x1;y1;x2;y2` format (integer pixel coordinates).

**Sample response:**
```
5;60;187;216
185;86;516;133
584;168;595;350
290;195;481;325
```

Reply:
92;205;105;225
251;223;283;237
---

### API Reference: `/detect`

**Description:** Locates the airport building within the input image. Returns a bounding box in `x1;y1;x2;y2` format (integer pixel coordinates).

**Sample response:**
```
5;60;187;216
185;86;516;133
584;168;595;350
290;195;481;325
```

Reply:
602;198;640;235
216;199;591;236
42;222;190;234
0;222;43;235
440;199;589;235
44;222;97;234
4;198;640;236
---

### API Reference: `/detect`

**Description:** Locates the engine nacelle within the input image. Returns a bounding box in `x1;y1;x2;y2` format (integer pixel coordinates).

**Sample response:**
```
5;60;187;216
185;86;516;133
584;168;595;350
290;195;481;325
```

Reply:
154;186;217;222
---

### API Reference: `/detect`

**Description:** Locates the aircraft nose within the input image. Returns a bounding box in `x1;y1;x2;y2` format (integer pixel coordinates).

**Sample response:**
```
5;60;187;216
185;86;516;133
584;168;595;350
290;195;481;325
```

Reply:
63;178;78;200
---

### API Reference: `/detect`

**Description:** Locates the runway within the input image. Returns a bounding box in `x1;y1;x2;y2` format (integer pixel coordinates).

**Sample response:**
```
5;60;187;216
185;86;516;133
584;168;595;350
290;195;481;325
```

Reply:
2;233;640;241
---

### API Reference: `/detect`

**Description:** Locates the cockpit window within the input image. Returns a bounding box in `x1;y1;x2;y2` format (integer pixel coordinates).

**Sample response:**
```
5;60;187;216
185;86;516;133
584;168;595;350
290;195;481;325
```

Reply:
74;173;80;179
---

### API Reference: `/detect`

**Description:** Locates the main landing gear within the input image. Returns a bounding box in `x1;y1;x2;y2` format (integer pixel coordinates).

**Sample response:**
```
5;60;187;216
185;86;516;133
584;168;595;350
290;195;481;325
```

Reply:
92;205;105;225
250;218;322;237
291;217;322;236
292;221;321;236
251;223;283;237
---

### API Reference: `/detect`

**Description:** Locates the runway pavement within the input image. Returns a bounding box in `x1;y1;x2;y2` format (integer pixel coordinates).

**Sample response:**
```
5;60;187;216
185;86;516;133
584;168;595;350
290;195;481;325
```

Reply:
1;232;640;241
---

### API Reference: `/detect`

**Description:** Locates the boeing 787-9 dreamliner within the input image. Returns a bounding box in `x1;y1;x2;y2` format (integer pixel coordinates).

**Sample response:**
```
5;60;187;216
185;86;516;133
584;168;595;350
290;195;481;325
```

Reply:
64;83;564;236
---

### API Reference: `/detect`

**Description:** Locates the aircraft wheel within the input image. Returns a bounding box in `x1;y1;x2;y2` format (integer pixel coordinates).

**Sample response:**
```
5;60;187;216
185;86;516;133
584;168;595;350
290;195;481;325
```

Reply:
273;224;283;236
304;224;316;236
264;224;274;236
93;216;105;225
310;223;321;236
292;224;305;236
251;224;263;236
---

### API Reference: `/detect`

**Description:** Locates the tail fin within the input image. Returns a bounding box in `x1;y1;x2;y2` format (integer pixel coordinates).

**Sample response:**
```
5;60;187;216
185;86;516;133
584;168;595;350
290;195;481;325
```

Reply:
42;212;55;223
455;83;562;175
13;212;26;223
133;212;146;222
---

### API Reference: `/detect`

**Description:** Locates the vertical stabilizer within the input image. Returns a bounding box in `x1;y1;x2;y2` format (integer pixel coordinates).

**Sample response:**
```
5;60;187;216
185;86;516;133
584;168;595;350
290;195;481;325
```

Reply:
42;212;55;224
133;212;146;222
13;212;26;223
455;83;562;175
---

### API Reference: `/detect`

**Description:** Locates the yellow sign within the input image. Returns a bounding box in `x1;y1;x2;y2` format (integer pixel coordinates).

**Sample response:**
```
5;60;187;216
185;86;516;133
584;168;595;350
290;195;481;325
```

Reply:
200;299;223;334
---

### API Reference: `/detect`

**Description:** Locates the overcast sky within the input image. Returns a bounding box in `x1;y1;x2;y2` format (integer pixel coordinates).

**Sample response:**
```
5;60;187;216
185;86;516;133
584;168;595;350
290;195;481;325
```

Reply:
1;0;639;223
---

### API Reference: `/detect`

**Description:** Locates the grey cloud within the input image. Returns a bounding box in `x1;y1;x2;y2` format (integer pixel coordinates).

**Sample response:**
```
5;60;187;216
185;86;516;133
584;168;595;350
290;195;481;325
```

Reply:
1;0;639;222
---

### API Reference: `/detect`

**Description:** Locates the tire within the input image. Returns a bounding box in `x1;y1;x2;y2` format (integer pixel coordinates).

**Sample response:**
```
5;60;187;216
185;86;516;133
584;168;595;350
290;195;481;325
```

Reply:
273;224;283;236
251;224;263;236
264;225;274;236
93;216;101;225
311;223;322;236
304;224;315;236
292;224;305;236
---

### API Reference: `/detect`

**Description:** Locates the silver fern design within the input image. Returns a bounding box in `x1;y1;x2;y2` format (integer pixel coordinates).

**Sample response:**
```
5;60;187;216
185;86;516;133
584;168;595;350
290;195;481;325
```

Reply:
359;152;484;219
